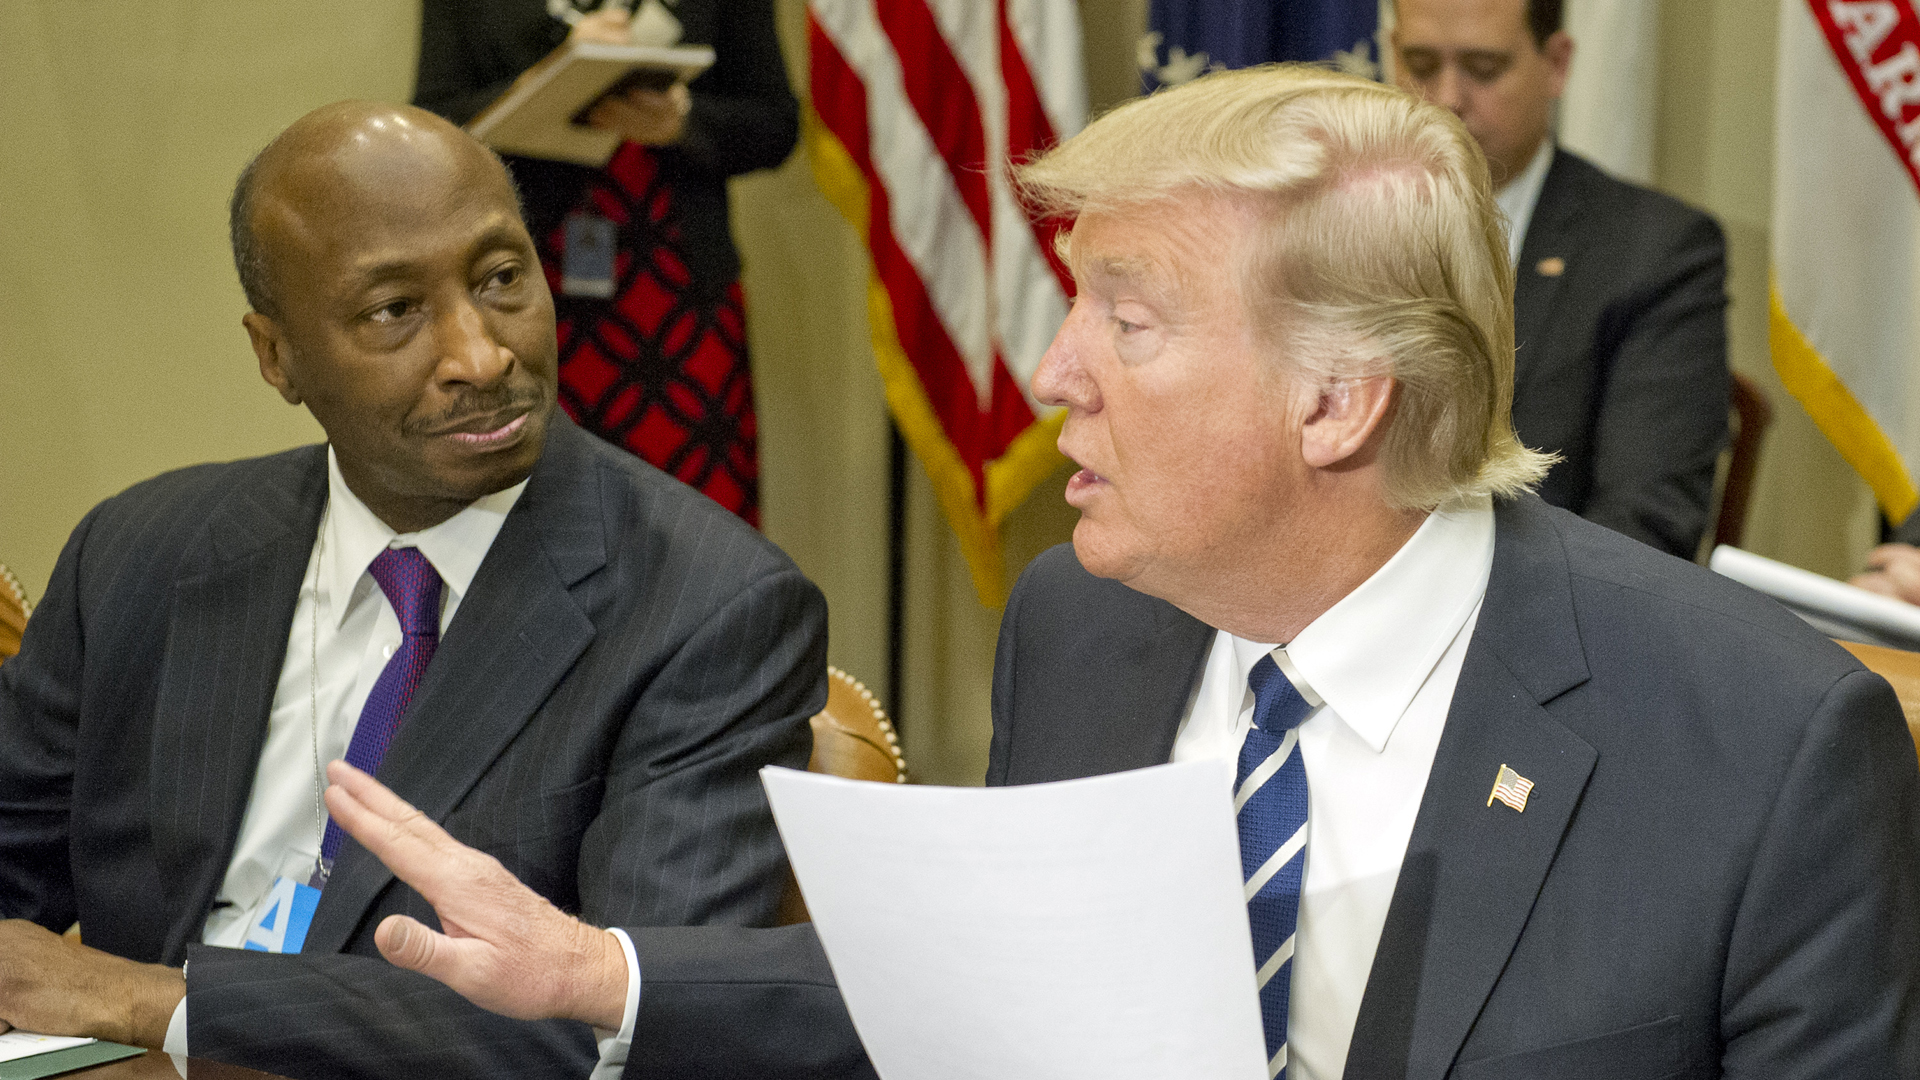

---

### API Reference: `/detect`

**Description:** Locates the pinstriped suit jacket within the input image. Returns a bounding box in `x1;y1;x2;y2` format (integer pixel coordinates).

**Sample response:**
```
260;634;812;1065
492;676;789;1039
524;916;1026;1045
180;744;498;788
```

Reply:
0;415;826;1080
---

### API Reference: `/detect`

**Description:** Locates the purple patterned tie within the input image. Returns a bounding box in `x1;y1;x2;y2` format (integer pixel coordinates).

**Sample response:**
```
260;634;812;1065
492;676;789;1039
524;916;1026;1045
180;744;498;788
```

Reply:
313;547;442;883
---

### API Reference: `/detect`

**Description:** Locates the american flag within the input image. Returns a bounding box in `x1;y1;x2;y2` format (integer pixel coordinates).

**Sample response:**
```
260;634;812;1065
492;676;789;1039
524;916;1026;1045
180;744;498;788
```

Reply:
806;0;1086;601
1488;764;1535;813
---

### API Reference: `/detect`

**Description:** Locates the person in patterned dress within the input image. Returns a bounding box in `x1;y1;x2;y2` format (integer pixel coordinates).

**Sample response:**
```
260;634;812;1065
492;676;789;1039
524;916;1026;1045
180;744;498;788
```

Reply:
416;0;797;525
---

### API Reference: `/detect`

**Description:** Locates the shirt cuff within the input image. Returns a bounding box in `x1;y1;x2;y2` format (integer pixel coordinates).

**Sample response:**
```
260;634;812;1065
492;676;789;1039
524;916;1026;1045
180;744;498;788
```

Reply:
587;927;642;1080
163;993;190;1072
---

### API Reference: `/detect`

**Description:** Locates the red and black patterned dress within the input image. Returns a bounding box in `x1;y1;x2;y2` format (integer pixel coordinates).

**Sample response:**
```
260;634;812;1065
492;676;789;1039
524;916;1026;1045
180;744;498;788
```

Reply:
415;0;797;527
541;143;762;524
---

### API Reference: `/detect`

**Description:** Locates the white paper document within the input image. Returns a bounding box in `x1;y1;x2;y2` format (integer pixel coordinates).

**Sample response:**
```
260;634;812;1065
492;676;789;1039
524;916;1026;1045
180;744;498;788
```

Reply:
0;1032;95;1063
762;760;1267;1080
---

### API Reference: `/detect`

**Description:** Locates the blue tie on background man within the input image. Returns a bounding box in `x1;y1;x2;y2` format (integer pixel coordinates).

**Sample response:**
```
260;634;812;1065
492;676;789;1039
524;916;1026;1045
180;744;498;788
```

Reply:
1140;0;1382;90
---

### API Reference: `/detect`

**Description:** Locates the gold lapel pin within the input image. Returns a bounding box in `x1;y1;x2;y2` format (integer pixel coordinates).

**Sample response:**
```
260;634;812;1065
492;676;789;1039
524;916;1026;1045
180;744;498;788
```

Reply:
1536;256;1566;277
1487;763;1535;813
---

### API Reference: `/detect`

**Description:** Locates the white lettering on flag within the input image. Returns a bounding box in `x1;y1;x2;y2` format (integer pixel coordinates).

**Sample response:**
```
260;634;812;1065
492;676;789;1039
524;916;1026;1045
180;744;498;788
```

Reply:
1830;0;1899;61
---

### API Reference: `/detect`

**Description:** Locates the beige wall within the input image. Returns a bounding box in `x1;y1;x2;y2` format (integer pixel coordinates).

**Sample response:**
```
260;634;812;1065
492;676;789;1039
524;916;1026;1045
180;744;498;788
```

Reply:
0;3;415;598
0;0;1879;787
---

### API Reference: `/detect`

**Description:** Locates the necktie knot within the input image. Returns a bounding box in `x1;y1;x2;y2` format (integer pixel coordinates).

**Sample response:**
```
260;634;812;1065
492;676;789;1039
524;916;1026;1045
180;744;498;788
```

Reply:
368;547;443;637
1248;653;1312;734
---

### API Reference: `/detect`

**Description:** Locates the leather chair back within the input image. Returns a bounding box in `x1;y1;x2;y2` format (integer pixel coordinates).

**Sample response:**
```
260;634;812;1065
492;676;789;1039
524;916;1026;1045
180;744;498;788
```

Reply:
807;666;907;784
0;563;28;665
1710;372;1774;552
776;667;907;924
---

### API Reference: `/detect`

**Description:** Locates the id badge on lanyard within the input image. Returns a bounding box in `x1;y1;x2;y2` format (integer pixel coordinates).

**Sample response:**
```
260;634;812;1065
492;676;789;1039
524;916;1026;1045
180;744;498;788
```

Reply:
242;875;322;954
562;211;618;298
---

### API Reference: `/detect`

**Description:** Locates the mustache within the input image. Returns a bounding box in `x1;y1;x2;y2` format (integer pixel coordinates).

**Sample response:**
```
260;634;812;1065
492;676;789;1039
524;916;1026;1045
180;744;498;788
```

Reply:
407;387;548;435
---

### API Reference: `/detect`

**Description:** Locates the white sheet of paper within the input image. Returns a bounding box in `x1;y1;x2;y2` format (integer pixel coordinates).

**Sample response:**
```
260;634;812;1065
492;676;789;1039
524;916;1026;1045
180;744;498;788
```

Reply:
762;760;1267;1080
0;1031;95;1063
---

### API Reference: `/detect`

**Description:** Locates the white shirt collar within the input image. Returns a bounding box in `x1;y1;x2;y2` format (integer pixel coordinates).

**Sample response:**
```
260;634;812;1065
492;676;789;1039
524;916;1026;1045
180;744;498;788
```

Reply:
317;448;529;628
1227;496;1496;754
1494;137;1557;266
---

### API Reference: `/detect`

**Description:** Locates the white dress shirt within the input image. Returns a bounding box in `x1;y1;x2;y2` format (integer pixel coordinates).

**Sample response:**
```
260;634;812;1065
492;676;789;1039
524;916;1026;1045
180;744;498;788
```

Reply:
1495;137;1557;266
1170;496;1496;1080
164;451;643;1071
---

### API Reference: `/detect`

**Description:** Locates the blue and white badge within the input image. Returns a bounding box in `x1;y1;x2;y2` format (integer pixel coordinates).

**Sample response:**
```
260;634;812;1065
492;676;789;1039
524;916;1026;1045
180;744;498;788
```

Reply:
562;212;618;298
242;876;322;954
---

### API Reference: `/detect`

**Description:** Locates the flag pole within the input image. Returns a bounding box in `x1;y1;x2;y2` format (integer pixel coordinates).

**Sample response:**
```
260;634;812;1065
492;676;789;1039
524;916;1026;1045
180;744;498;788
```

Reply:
887;419;907;734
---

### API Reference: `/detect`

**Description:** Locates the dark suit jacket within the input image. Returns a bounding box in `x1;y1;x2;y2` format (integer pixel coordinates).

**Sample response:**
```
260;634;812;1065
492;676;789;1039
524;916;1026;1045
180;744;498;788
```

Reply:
1513;148;1730;561
413;0;798;290
630;496;1920;1079
0;417;827;1080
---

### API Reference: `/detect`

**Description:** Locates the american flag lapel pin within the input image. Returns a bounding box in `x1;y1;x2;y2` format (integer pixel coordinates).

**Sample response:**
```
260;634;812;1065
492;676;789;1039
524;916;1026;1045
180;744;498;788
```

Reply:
1487;764;1535;813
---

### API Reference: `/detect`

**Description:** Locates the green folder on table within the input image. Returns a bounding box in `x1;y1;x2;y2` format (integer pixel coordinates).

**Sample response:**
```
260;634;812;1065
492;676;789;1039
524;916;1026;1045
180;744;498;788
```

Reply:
0;1040;143;1080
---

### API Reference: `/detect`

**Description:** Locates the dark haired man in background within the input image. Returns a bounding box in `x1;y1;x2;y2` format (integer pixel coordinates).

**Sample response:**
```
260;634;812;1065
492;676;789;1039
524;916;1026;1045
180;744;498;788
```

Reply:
1396;0;1732;561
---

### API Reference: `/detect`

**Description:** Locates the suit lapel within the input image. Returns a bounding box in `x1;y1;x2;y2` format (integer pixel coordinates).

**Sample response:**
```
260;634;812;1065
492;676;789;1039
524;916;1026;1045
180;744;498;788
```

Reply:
1512;149;1584;392
304;422;603;952
149;449;327;964
1345;497;1598;1080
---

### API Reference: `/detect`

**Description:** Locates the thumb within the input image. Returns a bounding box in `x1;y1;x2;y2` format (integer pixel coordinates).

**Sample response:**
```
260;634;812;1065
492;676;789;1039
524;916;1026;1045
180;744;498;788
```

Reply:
375;915;444;976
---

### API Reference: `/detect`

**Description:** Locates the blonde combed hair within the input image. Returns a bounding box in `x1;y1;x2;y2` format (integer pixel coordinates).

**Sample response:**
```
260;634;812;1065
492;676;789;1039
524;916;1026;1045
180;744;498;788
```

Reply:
1015;64;1552;510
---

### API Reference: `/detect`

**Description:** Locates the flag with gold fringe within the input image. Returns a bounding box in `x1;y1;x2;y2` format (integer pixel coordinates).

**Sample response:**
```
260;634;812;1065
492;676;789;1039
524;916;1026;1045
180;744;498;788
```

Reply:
1138;0;1381;90
806;0;1085;602
1772;0;1920;526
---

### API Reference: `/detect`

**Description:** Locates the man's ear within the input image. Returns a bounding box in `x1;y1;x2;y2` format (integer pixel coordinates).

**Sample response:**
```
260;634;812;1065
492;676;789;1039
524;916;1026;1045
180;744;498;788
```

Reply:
1543;29;1574;100
244;311;302;405
1300;375;1396;469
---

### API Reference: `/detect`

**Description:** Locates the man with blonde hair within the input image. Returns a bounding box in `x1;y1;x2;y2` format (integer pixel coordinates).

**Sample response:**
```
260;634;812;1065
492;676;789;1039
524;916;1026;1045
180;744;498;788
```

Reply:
319;66;1915;1078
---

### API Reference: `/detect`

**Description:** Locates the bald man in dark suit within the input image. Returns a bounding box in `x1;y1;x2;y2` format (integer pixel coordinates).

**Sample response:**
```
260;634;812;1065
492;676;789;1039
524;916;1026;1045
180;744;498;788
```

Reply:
0;102;824;1080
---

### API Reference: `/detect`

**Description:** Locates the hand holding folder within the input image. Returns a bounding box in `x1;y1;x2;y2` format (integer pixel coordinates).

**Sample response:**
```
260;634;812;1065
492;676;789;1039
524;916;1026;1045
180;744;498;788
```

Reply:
466;38;714;166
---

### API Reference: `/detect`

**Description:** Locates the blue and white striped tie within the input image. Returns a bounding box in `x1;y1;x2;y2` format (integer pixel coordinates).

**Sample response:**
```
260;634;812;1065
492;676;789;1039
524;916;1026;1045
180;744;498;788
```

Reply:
1238;652;1313;1079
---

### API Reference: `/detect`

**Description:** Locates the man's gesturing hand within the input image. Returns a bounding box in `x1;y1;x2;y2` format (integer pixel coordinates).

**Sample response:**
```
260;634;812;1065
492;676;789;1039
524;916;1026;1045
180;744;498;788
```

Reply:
322;761;629;1030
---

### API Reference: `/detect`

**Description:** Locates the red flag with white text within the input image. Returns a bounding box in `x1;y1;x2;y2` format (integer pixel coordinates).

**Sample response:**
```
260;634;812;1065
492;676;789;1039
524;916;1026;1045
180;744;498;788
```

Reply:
1772;0;1920;522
